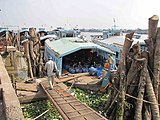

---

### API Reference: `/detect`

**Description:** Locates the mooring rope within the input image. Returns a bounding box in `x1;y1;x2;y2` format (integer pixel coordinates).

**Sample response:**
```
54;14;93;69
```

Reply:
113;86;160;106
32;109;49;120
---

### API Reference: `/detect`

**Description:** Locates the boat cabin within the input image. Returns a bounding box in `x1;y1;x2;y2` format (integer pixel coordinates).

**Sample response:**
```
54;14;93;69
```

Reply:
44;37;115;75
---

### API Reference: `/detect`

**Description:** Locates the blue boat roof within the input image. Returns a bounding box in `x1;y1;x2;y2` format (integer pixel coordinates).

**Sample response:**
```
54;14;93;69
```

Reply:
45;37;115;57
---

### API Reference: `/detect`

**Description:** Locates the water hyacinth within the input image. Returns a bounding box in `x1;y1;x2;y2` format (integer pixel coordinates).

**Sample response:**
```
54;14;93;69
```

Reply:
72;88;109;116
22;88;109;119
22;100;62;120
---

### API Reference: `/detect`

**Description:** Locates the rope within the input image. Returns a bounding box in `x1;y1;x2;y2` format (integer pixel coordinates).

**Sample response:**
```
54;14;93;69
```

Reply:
125;93;160;106
32;109;49;120
67;78;81;92
67;78;78;92
113;86;160;106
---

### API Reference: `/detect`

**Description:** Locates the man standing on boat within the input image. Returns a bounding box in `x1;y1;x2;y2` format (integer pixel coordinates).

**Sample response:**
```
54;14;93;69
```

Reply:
45;56;59;90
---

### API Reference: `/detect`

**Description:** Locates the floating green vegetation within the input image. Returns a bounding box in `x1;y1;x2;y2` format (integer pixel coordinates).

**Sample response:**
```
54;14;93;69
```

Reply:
71;88;109;116
22;88;109;119
22;100;63;120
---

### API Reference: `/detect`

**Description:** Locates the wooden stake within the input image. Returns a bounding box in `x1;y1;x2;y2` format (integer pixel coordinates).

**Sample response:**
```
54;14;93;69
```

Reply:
146;69;160;119
153;27;160;100
24;40;33;79
134;60;147;120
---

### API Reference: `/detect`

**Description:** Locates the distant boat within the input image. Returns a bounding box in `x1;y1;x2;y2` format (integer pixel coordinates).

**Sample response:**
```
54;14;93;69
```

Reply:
40;28;81;46
133;34;141;39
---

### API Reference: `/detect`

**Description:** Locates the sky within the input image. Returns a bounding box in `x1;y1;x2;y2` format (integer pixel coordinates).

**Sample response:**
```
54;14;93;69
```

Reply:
0;0;160;29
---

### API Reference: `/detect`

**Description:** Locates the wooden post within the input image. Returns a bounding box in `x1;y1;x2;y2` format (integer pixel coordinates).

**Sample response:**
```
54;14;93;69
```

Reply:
16;30;21;51
145;15;159;71
116;33;134;120
13;51;16;70
153;27;160;100
39;50;44;77
10;51;14;67
24;40;34;79
10;74;16;90
148;15;159;43
123;32;134;55
143;103;151;120
29;28;39;76
134;60;147;120
146;69;160;119
116;51;125;120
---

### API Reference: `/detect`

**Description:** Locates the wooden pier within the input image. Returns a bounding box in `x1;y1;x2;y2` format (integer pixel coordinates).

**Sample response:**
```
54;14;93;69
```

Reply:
40;80;107;120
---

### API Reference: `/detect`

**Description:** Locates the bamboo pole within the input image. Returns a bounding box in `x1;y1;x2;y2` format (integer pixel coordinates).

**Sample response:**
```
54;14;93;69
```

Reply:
146;69;160;120
10;51;14;67
16;30;21;51
148;15;159;43
134;60;147;120
116;51;125;120
24;40;33;79
145;15;159;71
153;27;160;100
116;33;134;120
123;32;134;55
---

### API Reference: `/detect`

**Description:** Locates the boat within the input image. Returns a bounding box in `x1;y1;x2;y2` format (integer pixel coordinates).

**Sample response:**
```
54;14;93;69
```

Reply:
44;37;115;76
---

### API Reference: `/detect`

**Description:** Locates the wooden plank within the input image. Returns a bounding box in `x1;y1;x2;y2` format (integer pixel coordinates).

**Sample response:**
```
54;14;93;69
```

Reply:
5;66;15;71
6;46;16;52
16;82;38;92
70;103;86;110
58;100;78;105
78;109;92;114
56;73;88;83
70;102;86;106
84;113;103;120
40;81;107;120
65;108;88;114
55;97;76;101
7;70;18;74
67;111;81;118
18;93;48;104
70;117;86;120
69;111;94;119
59;92;71;97
40;82;69;120
54;96;73;100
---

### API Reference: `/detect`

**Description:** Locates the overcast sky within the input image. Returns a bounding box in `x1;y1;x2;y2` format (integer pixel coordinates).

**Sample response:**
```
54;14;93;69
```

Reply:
0;0;160;29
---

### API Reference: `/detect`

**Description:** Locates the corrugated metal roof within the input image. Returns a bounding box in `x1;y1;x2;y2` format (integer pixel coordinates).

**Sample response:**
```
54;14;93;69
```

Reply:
45;37;114;57
97;34;147;45
40;34;57;40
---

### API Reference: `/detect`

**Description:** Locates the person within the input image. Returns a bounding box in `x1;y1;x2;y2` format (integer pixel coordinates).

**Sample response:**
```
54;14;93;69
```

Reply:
78;62;83;68
45;56;59;90
88;65;97;76
108;54;114;70
108;54;114;64
104;60;110;70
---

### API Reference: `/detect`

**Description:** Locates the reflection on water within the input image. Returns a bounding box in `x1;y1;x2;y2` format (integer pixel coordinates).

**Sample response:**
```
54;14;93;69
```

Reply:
17;56;28;80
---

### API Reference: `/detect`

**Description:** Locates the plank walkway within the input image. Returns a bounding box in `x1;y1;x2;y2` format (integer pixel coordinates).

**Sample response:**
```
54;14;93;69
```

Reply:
40;81;107;120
